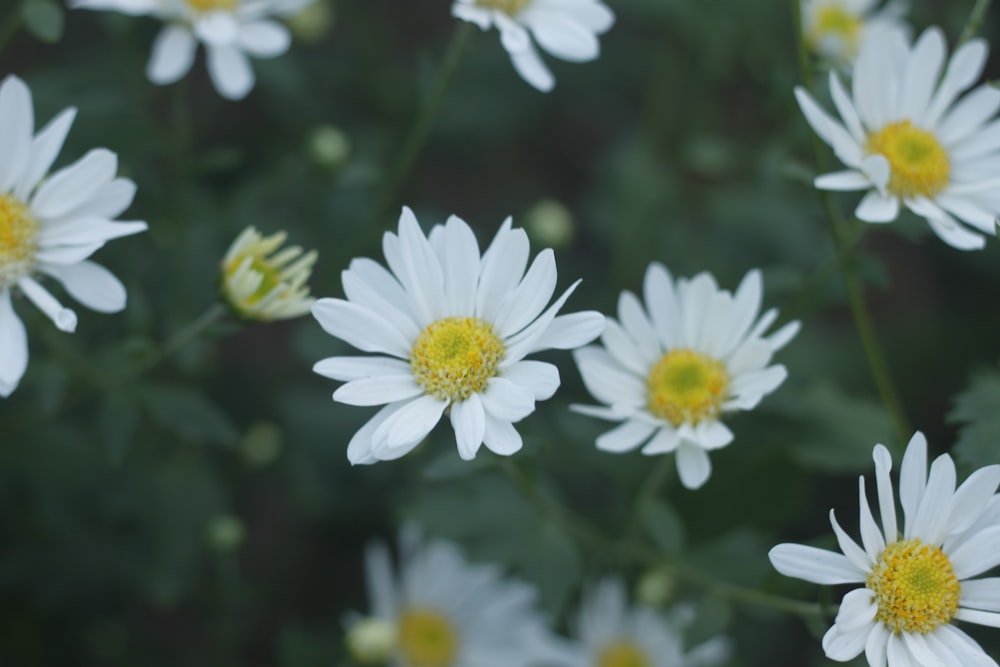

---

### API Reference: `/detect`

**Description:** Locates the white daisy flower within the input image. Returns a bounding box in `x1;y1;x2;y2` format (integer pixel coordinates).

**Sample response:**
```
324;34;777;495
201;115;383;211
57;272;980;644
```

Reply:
311;207;605;464
571;264;799;490
452;0;614;93
565;577;730;667
801;0;908;68
796;26;1000;250
349;527;565;667
69;0;312;100
0;75;147;398
770;432;1000;667
221;226;317;321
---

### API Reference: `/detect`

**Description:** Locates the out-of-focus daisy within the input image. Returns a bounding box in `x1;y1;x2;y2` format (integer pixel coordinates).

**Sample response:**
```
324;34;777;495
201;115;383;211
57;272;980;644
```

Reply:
452;0;614;92
221;226;316;321
572;264;798;490
347;527;564;667
70;0;312;100
566;577;730;667
770;432;1000;667
801;0;908;68
312;207;604;464
0;75;147;397
796;26;1000;250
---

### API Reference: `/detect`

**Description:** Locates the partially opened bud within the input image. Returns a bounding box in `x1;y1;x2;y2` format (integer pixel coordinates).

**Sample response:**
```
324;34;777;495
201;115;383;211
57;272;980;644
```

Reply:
221;227;317;321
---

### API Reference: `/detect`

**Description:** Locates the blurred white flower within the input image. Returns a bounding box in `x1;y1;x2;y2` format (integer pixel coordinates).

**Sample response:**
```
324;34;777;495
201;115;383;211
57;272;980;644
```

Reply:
0;75;147;397
70;0;313;100
354;527;565;667
801;0;908;68
221;226;317;321
312;208;604;464
452;0;614;92
770;432;1000;667
565;577;730;667
572;264;798;490
797;26;1000;250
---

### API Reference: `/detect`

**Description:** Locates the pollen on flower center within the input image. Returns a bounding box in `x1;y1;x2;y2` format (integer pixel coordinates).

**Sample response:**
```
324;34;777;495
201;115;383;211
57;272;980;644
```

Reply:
808;5;861;51
0;193;40;287
185;0;236;12
398;608;458;667
866;121;951;198
410;317;505;402
646;349;729;426
598;640;651;667
866;538;961;635
474;0;532;16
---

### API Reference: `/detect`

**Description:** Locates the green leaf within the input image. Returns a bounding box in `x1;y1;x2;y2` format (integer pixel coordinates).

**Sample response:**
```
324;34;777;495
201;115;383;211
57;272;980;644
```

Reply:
949;368;1000;469
21;0;64;43
640;499;685;555
141;383;238;447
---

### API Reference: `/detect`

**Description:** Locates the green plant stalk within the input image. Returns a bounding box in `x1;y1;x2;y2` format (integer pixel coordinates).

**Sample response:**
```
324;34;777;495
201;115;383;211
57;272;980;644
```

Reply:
375;22;473;226
790;0;911;447
959;0;994;45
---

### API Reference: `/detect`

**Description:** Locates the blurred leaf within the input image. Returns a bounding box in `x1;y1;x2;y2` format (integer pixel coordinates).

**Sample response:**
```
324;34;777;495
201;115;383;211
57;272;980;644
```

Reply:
21;0;64;43
99;390;141;464
141;383;238;447
687;594;732;649
641;499;685;555
949;368;1000;469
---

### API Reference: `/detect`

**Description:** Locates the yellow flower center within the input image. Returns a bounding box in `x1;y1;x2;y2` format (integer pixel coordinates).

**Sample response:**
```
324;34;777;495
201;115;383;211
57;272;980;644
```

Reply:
185;0;236;11
808;5;862;56
410;317;505;402
474;0;531;16
866;121;951;198
598;640;651;667
866;538;961;635
646;349;729;426
398;608;458;667
0;194;40;287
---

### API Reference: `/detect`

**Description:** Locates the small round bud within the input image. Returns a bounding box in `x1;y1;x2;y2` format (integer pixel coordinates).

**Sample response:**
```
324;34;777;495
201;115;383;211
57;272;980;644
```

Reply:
309;125;351;169
524;198;574;247
346;617;397;665
205;515;245;553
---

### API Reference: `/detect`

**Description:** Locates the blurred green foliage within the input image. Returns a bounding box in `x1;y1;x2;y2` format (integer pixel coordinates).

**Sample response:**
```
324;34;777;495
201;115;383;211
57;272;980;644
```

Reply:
1;0;1000;666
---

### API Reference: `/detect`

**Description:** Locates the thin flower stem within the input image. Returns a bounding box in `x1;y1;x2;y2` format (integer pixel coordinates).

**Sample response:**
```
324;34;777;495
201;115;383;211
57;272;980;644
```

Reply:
123;302;230;379
375;22;473;227
0;0;28;55
622;456;674;541
790;0;911;447
959;0;994;45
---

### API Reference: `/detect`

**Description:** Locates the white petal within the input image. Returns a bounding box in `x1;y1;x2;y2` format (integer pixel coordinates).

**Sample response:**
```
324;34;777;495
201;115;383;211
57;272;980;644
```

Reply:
572;346;645;407
949;526;1000;580
15;107;75;201
768;543;866;584
822;621;870;661
961;579;1000;612
238;20;291;57
948;465;1000;534
595;419;655;453
830;508;874;571
643;262;682;349
922;38;989;129
40;260;127;313
530;310;604;352
675;442;712;489
206;44;255;100
31;149;117;220
937;85;1000;145
898;27;946;121
439;215;480;315
483;410;523;456
601;318;649;375
906;198;986;250
955;608;1000;628
640;426;680;455
692;420;732;450
872;444;898;545
333;375;424;406
194;11;239;45
815;170;872;191
901;631;946;667
374;394;447;454
865;623;890;667
451;394;486;460
500;360;559;401
346;403;404;465
0;290;28;395
829;70;865;142
525;11;599;62
494;248;557;337
909;452;956;544
931;625;996;667
313;356;412;382
859;477;886;560
503;279;581;362
900;432;928;533
311;298;411;358
509;40;555;92
147;25;197;85
481;377;535;422
18;276;77;332
795;86;863;167
476;220;529;322
855;190;900;223
0;75;34;193
38;218;147;247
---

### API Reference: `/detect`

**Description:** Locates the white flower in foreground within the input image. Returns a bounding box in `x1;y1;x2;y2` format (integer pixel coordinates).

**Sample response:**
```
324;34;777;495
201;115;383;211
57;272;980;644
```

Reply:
349;527;564;667
801;0;908;68
221;226;316;321
70;0;312;100
0;75;147;398
797;26;1000;250
565;577;729;667
770;432;1000;667
572;264;798;490
311;207;605;464
452;0;614;93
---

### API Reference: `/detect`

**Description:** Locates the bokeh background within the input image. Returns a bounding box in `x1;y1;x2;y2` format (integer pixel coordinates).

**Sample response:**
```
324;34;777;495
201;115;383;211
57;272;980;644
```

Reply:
2;0;1000;665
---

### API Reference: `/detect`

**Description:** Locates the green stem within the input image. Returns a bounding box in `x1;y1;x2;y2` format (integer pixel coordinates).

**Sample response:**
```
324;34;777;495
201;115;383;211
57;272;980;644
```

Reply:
0;0;28;55
790;0;911;447
374;23;473;226
622;456;674;541
124;302;229;380
959;0;993;45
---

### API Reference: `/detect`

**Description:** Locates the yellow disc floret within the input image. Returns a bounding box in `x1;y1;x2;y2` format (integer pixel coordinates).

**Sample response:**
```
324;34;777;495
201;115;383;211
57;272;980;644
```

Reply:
475;0;532;16
807;5;862;57
410;317;505;402
398;608;458;667
646;349;729;426
0;194;40;288
185;0;237;12
866;538;961;635
866;121;951;198
598;640;651;667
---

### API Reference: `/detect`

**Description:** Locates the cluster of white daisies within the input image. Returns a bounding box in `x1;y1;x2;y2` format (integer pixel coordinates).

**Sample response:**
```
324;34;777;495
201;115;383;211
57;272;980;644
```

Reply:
6;0;1000;665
